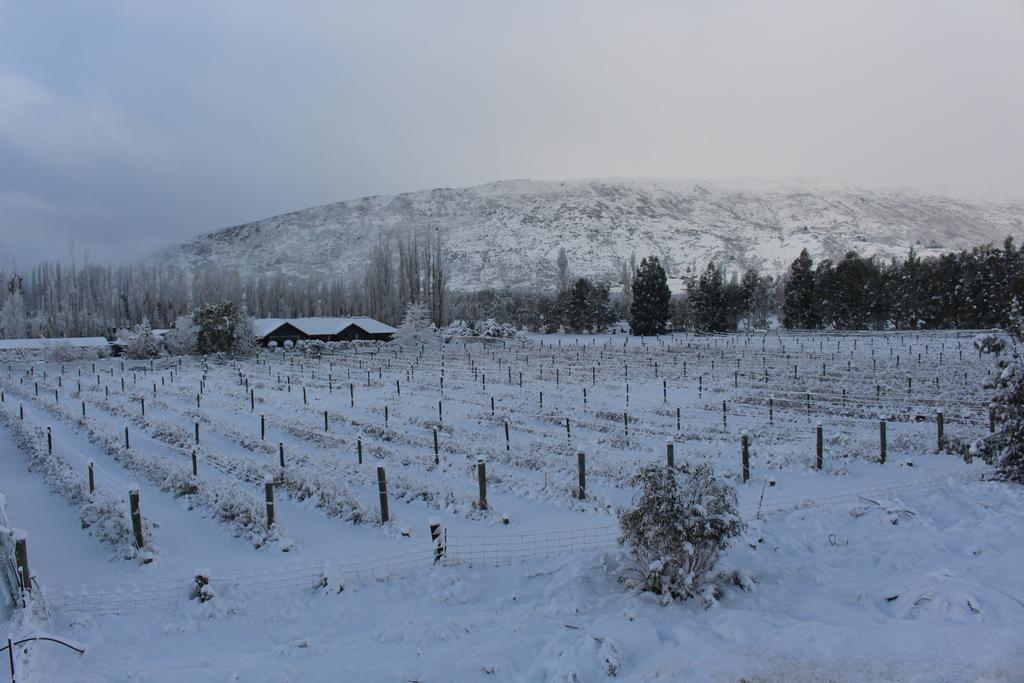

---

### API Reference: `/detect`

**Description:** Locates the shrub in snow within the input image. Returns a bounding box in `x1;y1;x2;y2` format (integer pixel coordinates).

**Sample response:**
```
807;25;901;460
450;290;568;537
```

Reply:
46;341;85;363
192;301;256;355
972;320;1024;483
124;318;162;359
618;463;743;601
396;300;437;345
193;571;215;602
162;315;197;355
442;318;520;339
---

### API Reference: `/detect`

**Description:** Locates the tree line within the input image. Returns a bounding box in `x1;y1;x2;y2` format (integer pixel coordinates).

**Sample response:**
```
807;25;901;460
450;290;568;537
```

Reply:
1;236;1021;339
782;239;1023;329
629;237;1023;334
0;230;449;339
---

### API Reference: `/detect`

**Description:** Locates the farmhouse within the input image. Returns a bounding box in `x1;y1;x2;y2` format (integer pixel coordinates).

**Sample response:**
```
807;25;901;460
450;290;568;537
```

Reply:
253;317;396;346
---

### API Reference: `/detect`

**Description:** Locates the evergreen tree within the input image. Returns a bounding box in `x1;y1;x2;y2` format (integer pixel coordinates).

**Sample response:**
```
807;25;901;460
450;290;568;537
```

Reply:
691;263;727;332
742;269;772;329
783;249;817;328
629;257;671;336
193;302;254;354
567;277;594;332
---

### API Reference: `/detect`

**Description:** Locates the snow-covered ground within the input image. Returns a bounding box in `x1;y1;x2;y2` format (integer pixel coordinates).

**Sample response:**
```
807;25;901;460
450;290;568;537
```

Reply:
1;330;1022;681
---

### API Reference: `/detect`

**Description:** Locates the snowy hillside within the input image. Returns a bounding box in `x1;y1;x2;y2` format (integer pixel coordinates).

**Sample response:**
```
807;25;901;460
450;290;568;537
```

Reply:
152;178;1024;290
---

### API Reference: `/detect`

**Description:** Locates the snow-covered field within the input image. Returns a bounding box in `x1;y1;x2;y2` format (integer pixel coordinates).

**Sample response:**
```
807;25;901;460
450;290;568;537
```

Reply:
1;330;1022;681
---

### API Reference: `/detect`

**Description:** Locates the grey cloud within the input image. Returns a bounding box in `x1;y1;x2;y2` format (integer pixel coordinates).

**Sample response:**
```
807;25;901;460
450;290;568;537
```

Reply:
0;0;1021;265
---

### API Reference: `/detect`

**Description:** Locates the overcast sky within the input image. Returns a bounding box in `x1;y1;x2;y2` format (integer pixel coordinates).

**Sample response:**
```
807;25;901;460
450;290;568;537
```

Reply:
1;1;1022;266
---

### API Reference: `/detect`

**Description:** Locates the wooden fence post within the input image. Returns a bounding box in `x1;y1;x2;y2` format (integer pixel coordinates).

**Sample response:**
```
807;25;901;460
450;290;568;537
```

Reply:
324;410;329;432
47;427;52;455
504;419;510;451
430;518;446;563
477;459;488;510
124;426;130;450
191;450;198;476
936;411;944;452
88;461;95;493
666;441;674;469
815;424;823;470
357;437;363;464
377;467;389;523
741;431;750;483
879;420;887;464
14;531;30;595
350;383;355;408
264;477;275;528
129;486;144;549
432;428;439;465
577;450;586;500
261;414;265;440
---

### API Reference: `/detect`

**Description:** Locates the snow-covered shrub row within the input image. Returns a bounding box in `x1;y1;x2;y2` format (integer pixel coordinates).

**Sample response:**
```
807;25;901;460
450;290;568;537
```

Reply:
62;370;374;527
0;344;110;364
0;401;153;561
8;383;289;550
441;318;522;340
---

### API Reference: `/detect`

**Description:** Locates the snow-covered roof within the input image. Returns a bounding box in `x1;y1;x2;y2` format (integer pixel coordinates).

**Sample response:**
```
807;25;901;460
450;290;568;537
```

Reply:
0;337;111;351
252;318;289;337
253;317;397;338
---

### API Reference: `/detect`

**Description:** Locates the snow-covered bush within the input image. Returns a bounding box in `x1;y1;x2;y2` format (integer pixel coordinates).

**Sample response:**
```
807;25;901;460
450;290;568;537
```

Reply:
442;318;520;339
972;321;1024;482
45;341;107;362
124;318;162;359
192;302;256;355
618;463;744;601
395;300;437;345
163;315;198;356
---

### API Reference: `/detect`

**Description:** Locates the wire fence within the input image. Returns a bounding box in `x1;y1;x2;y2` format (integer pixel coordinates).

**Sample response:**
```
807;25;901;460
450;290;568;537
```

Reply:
41;468;987;617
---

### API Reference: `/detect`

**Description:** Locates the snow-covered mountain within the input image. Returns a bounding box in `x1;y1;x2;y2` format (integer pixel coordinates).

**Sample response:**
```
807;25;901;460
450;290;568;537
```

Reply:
151;178;1024;290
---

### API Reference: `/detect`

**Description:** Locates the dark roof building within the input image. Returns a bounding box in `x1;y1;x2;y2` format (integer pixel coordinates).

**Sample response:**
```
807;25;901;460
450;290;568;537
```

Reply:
253;317;396;345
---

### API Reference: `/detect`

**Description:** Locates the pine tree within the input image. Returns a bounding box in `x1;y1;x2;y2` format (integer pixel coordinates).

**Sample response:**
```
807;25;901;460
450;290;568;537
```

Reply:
783;249;817;328
629;256;671;336
567;277;594;333
691;263;726;332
